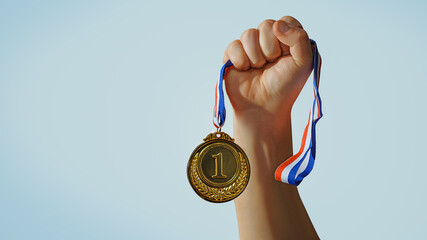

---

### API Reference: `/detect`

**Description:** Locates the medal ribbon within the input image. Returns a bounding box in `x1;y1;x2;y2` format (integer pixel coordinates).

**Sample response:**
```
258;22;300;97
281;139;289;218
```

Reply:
213;39;322;186
213;59;233;129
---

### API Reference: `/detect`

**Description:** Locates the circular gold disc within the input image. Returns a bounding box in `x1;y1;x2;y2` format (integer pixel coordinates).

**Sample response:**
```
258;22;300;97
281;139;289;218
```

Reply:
187;131;250;203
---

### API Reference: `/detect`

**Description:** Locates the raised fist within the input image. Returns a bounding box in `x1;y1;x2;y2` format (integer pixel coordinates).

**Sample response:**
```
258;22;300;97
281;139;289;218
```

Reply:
223;16;313;118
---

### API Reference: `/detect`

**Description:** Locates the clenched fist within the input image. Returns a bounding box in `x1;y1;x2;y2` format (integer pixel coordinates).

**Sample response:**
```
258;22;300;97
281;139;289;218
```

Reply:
223;16;313;118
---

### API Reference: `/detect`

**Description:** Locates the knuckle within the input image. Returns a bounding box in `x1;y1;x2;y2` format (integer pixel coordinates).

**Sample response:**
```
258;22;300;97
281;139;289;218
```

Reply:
257;19;275;30
241;28;258;40
296;29;309;42
227;40;241;54
230;39;241;48
281;15;296;22
280;15;303;28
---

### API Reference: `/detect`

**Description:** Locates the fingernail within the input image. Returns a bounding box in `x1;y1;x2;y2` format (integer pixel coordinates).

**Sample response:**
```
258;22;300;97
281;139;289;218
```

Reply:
278;20;290;33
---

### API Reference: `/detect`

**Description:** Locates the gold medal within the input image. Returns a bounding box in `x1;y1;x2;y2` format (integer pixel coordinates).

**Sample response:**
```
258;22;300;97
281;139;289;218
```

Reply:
188;60;249;202
187;130;250;203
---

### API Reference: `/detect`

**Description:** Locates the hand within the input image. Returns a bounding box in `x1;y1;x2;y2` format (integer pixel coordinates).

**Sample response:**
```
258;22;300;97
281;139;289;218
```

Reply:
223;16;313;120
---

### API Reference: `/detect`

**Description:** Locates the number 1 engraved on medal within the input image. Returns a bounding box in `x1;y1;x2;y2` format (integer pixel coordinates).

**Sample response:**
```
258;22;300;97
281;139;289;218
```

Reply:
212;152;227;178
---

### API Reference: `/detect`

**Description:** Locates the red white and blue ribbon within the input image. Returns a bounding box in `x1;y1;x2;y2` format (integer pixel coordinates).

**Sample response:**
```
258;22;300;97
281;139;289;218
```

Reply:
213;39;322;186
213;59;233;129
274;39;322;186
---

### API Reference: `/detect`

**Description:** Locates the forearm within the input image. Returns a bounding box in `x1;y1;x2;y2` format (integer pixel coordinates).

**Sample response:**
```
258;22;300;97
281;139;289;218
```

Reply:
233;110;318;240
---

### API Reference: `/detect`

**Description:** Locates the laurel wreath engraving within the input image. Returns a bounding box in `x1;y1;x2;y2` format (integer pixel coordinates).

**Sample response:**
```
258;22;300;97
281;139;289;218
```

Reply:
190;152;249;202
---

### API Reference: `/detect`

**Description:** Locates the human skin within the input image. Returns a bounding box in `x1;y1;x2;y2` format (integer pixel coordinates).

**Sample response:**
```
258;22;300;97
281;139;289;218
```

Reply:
223;16;319;239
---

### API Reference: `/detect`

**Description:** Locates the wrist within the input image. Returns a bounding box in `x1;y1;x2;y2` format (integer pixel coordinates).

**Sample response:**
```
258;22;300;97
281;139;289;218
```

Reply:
233;109;293;175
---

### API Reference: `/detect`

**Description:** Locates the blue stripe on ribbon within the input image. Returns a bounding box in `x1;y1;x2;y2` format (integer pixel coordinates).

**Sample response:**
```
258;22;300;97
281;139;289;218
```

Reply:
294;102;318;185
217;60;233;127
289;40;323;186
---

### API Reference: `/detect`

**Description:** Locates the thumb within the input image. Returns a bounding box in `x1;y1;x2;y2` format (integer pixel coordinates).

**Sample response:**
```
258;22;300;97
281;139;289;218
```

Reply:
273;20;312;67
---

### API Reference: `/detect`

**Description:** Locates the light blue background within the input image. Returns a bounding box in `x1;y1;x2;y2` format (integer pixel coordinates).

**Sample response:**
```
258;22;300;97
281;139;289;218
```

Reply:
1;0;426;239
